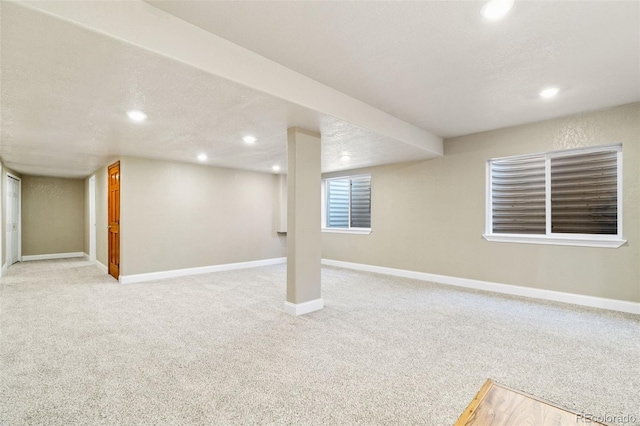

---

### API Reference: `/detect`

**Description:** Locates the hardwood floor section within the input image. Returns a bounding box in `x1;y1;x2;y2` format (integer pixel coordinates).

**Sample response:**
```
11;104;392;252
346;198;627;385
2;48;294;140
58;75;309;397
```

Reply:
455;379;608;426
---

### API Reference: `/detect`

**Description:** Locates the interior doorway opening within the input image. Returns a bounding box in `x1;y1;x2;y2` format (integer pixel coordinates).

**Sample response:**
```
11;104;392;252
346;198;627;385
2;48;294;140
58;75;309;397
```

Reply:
6;174;21;267
89;175;96;264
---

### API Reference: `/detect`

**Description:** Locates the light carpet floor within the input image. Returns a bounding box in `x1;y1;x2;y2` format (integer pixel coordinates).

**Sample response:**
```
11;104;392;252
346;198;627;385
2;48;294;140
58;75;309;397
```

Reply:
1;259;639;425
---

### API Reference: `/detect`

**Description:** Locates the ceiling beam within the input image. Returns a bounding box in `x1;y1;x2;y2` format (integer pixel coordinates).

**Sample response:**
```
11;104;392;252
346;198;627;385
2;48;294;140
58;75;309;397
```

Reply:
17;0;443;156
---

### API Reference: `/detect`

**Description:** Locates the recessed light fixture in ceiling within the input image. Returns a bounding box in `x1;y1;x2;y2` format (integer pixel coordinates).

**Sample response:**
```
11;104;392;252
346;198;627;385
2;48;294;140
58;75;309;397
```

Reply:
481;0;514;20
340;155;351;162
243;136;257;144
197;153;208;161
272;165;281;172
539;87;560;99
126;110;147;122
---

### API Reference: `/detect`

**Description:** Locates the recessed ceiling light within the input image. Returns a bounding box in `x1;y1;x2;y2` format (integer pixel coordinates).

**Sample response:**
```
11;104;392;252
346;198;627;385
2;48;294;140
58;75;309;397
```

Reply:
539;87;560;99
243;136;257;144
272;165;281;172
126;110;147;122
197;153;208;161
481;0;514;20
340;155;351;162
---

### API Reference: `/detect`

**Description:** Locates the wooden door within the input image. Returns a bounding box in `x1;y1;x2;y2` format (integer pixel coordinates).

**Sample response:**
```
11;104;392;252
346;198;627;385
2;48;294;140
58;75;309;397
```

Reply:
108;162;120;279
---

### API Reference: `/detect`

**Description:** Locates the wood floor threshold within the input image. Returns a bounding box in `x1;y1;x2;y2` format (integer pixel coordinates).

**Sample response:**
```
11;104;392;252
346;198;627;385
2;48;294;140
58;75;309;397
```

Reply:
455;379;609;425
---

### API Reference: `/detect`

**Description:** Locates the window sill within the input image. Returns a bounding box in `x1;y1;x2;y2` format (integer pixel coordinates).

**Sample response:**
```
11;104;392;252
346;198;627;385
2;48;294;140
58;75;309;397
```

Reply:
322;228;371;235
482;234;626;248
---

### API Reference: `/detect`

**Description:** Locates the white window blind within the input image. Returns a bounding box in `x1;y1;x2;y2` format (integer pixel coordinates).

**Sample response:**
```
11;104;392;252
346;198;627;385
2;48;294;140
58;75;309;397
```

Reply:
486;145;623;246
326;179;350;228
550;151;618;234
350;176;371;228
325;176;371;229
491;155;546;234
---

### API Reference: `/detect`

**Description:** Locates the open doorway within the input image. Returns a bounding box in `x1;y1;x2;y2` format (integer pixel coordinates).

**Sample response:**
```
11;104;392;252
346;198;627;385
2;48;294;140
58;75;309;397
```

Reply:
89;175;96;264
0;164;2;276
6;174;21;267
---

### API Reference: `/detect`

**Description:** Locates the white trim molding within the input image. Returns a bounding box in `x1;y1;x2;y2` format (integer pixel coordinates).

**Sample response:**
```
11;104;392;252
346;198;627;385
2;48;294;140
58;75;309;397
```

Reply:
22;252;85;261
483;234;626;248
322;228;371;235
96;261;108;274
283;298;324;316
83;252;109;275
119;257;286;284
321;259;640;315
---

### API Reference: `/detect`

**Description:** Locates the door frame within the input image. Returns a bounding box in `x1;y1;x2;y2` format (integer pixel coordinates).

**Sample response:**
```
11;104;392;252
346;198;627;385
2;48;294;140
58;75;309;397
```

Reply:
89;175;96;263
6;173;22;266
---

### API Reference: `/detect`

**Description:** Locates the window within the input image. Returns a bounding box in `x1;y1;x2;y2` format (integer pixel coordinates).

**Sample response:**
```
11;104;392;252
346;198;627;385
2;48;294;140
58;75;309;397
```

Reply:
322;175;371;234
484;145;625;248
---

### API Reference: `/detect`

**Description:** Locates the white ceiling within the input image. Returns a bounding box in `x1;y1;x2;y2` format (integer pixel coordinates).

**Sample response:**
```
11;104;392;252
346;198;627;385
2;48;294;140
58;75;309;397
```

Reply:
1;0;639;178
150;0;640;137
0;1;437;178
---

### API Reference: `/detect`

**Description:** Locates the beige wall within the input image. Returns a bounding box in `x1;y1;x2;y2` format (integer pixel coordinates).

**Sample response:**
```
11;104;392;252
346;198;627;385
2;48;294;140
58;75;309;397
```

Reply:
119;157;286;276
322;103;640;303
21;175;84;256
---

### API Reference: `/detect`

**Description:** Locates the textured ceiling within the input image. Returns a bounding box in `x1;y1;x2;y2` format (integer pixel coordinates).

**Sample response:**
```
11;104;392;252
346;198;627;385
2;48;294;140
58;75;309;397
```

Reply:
2;1;639;179
0;2;436;178
149;0;640;138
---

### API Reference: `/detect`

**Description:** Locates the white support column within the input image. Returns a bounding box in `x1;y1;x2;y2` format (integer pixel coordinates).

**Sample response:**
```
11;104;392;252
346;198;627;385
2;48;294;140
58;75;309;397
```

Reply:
284;127;323;316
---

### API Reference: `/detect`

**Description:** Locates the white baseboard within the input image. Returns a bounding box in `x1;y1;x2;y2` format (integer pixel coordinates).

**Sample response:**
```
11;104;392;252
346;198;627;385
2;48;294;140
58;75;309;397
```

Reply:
83;253;89;261
1;262;7;275
95;261;108;274
284;298;324;316
119;257;287;284
321;259;640;315
22;252;85;261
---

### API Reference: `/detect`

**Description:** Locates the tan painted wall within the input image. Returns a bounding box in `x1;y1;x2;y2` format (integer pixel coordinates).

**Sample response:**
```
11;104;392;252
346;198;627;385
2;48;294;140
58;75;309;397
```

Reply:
322;103;640;303
119;157;286;276
21;175;84;256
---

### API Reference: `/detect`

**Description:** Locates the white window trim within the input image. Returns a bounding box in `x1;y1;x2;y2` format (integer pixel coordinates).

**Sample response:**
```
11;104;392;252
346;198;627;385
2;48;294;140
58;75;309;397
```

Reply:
484;144;625;248
322;174;371;234
322;227;372;235
482;234;625;248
